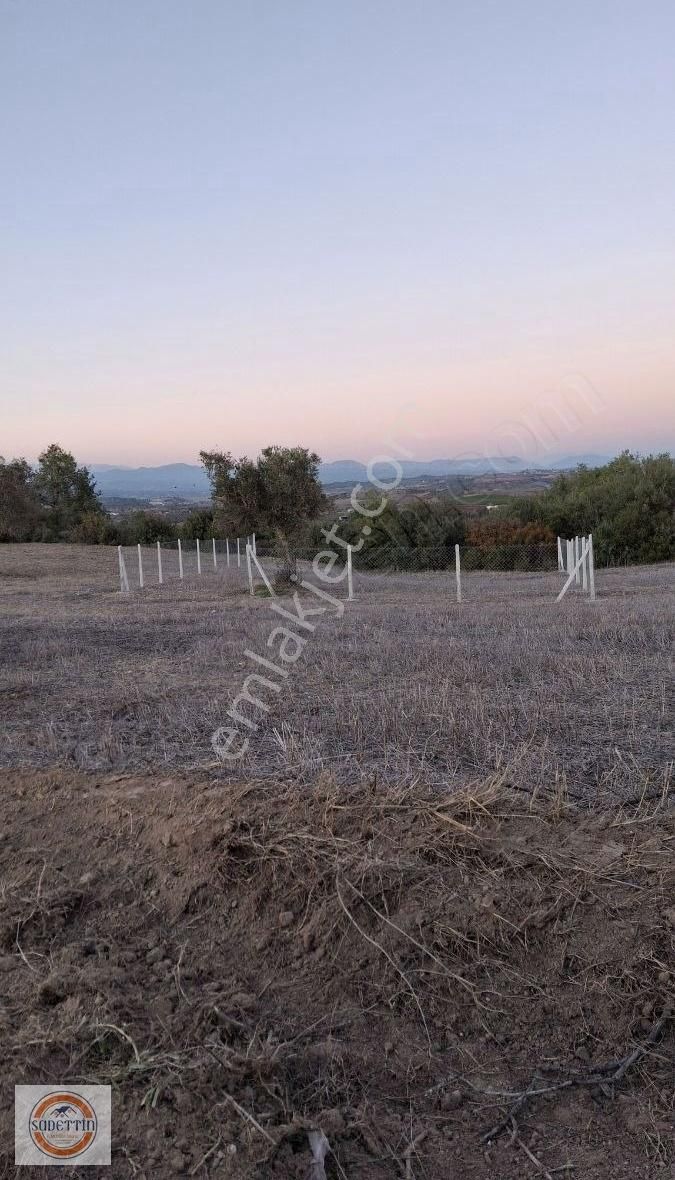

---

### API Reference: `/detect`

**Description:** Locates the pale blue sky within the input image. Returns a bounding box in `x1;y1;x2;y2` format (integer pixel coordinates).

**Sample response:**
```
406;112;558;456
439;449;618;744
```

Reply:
2;1;674;464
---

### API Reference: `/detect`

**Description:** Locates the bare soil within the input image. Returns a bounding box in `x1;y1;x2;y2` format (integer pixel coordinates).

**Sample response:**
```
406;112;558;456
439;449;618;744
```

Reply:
1;769;673;1179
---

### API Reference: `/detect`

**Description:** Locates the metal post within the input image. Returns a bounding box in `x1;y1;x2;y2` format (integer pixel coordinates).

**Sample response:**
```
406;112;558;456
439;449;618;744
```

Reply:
197;538;201;575
212;537;217;570
246;543;254;595
157;540;163;585
588;533;596;602
455;544;462;603
118;546;130;593
557;536;563;572
581;536;588;591
347;545;354;601
575;536;581;585
226;538;230;567
137;543;144;589
178;538;184;579
237;538;241;567
252;532;257;556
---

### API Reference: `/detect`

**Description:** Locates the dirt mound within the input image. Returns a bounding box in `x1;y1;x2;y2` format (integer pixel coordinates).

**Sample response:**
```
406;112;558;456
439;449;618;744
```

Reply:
0;770;673;1178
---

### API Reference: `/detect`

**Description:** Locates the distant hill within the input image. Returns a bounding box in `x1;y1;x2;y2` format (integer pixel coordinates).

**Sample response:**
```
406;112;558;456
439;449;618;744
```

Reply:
89;455;612;500
90;463;211;501
319;456;532;485
548;454;612;470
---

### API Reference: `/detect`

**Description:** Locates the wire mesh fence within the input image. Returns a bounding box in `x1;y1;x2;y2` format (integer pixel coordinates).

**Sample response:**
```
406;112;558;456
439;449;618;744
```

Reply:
116;537;600;607
117;539;251;593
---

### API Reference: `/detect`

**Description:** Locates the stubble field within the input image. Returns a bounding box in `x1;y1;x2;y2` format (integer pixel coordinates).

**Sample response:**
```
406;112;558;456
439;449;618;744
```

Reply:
0;544;673;1179
0;544;672;804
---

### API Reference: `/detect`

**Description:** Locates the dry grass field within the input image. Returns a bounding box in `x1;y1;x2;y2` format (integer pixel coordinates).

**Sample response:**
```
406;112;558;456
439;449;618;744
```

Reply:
0;543;672;804
1;544;674;1179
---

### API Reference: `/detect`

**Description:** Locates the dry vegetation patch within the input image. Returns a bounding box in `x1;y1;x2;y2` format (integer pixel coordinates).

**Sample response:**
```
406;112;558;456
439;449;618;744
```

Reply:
0;545;673;802
0;769;673;1178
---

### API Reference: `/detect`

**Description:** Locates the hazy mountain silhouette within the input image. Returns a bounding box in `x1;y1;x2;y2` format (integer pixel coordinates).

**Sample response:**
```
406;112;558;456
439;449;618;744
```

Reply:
90;454;612;499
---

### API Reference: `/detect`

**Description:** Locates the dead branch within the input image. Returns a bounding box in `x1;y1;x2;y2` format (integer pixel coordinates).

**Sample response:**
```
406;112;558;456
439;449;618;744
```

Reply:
480;1012;671;1142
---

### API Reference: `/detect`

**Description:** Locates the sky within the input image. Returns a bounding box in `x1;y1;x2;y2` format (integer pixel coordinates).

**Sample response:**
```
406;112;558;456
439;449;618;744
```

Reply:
1;0;674;467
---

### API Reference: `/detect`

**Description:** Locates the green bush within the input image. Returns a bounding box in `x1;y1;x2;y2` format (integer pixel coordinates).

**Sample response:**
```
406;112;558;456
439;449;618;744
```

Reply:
180;509;214;540
119;512;178;546
319;496;466;570
511;452;675;565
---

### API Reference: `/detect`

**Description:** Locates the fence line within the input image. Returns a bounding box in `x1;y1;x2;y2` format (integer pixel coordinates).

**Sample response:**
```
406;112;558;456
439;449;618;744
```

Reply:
118;538;250;594
117;537;599;605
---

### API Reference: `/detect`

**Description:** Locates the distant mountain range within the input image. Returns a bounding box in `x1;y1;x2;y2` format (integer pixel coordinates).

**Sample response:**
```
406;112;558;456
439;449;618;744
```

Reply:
317;454;612;485
89;454;612;501
90;463;211;500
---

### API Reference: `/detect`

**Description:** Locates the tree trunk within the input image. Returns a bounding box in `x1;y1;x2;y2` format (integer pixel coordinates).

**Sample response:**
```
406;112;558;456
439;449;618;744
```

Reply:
275;530;297;587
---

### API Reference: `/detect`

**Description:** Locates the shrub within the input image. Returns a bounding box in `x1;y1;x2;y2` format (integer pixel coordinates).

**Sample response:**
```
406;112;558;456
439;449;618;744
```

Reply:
511;452;675;565
180;509;214;540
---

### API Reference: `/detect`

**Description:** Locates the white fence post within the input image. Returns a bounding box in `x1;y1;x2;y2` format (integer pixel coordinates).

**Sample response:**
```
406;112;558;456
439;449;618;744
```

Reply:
197;538;201;575
557;538;591;602
118;546;130;593
226;538;230;567
212;537;217;570
575;536;582;584
178;538;184;580
588;533;596;601
237;538;241;567
455;544;462;603
581;535;588;591
157;540;163;584
252;532;257;556
347;544;354;601
557;536;563;572
137;543;144;589
245;543;254;595
249;547;276;596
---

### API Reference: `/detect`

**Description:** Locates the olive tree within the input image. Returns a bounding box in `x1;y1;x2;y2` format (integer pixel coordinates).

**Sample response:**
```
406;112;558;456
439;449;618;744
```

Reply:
200;446;326;579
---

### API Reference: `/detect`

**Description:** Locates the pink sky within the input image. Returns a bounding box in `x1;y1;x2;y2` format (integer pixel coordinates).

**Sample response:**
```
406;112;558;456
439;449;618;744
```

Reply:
3;2;674;467
5;332;674;466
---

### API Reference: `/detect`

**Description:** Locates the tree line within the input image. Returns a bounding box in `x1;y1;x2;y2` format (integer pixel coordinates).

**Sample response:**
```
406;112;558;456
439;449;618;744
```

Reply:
2;444;673;570
0;445;213;546
320;452;674;570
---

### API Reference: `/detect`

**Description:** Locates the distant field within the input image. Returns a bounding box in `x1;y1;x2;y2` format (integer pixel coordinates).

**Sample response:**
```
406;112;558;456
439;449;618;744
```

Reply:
457;491;514;506
0;543;673;804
